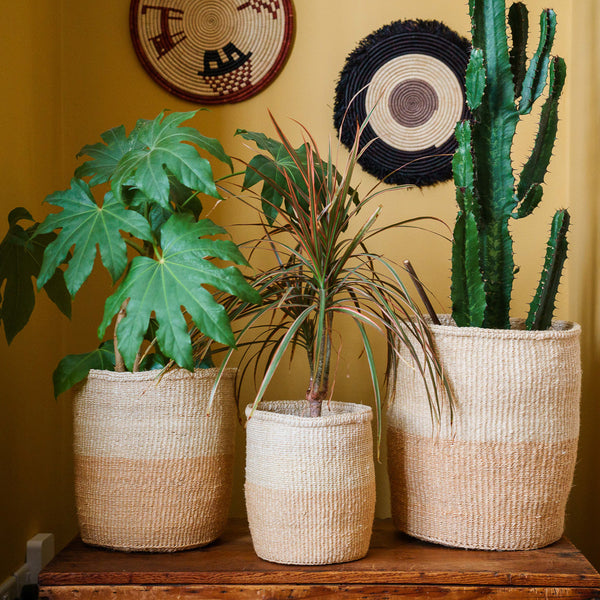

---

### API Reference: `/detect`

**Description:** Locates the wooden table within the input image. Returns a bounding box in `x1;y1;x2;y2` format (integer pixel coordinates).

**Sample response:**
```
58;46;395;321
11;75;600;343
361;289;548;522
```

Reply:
39;519;600;599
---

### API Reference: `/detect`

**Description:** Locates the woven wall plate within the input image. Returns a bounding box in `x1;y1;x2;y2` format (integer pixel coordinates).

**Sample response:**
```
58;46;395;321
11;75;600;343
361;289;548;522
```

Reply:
334;20;470;187
130;0;295;104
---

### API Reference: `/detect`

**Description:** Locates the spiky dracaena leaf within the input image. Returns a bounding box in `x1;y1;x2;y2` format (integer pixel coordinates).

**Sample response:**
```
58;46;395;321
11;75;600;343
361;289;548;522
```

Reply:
0;208;71;343
36;179;153;296
98;213;261;371
526;209;569;330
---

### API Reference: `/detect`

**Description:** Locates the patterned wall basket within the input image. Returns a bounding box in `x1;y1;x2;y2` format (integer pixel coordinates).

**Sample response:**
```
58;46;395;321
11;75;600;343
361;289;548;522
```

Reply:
130;0;295;104
387;317;581;551
334;20;470;187
74;368;237;552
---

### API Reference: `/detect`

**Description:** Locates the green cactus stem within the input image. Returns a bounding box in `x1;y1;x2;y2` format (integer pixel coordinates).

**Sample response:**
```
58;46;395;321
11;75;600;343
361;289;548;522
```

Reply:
526;209;569;331
451;0;568;331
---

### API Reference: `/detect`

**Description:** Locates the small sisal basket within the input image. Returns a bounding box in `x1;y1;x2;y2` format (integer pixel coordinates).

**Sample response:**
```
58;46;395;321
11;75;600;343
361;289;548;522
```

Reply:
73;368;236;552
388;316;581;551
245;401;376;565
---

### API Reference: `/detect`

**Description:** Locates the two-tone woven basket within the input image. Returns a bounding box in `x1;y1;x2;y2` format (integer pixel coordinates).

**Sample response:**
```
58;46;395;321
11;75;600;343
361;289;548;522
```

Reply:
245;401;376;565
73;368;237;552
387;316;581;550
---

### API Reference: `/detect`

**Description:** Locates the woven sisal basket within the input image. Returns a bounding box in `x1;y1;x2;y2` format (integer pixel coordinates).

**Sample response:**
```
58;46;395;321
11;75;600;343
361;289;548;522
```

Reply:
73;368;236;552
388;316;581;551
245;401;376;565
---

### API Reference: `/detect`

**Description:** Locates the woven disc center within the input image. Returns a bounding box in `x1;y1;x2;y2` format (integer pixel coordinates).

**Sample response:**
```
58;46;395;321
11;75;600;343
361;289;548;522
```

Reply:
185;1;239;51
389;79;439;128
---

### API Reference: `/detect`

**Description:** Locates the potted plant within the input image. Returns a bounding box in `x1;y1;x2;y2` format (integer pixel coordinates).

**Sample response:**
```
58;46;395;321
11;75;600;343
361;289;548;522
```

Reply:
0;110;260;552
387;0;581;550
207;115;448;565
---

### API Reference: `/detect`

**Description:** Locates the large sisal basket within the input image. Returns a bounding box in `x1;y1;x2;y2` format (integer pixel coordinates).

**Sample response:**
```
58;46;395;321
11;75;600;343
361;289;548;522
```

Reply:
73;368;236;552
388;316;581;550
245;401;376;565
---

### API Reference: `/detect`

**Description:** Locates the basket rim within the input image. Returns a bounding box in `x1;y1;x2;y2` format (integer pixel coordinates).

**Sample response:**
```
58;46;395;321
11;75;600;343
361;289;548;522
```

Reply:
245;400;372;428
425;315;581;341
85;367;237;383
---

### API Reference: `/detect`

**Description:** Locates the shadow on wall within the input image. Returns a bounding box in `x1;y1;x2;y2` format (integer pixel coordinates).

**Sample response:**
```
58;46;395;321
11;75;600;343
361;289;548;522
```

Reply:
566;0;600;571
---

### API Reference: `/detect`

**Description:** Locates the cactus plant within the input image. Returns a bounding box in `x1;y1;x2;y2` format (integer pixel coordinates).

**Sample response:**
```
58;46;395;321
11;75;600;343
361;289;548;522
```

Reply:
451;0;569;330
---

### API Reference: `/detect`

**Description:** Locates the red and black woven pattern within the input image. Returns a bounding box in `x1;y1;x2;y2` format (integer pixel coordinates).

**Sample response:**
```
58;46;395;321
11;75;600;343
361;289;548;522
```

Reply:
130;0;295;104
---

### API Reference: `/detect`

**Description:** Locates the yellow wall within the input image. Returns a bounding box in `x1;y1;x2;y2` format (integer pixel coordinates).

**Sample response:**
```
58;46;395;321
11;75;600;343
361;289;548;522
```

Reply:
1;0;598;577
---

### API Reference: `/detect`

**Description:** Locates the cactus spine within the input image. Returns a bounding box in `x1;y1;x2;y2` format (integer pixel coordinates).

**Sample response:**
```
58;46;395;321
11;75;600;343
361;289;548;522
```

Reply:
451;0;569;330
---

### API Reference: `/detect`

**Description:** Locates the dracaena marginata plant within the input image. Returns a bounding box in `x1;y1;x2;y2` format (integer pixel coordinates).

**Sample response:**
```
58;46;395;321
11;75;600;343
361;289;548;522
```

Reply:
452;0;569;331
194;114;450;435
0;110;260;396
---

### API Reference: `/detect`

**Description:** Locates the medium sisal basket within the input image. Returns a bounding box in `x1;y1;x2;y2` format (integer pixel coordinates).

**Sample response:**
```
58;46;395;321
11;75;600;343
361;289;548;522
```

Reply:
73;368;236;552
388;316;581;551
245;401;376;565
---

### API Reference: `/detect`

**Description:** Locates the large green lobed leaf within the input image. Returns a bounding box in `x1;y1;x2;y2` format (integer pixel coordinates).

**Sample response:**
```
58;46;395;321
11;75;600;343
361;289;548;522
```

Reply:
36;179;153;296
0;208;71;343
111;111;231;208
99;213;261;371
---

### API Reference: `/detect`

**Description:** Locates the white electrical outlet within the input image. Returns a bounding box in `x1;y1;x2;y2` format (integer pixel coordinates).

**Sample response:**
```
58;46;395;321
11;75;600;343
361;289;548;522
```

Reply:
1;532;55;600
0;576;17;600
26;533;55;585
12;565;29;593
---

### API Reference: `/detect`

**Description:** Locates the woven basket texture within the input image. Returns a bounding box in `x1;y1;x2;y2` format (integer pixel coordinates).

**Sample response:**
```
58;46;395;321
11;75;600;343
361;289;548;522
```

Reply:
73;368;236;552
245;401;376;565
388;316;581;550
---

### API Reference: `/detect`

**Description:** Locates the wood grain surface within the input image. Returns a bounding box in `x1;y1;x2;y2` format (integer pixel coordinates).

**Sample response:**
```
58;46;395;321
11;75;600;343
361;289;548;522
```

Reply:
38;585;600;600
38;519;600;599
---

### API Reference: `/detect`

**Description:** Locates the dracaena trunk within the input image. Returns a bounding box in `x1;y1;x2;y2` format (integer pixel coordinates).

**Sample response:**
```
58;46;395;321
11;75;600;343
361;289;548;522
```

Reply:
305;314;332;417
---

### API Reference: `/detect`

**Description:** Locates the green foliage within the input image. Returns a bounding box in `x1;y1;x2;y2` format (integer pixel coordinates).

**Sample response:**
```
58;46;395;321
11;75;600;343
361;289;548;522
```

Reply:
53;341;116;398
0;209;71;344
99;213;260;371
526;209;569;330
198;114;450;435
37;182;153;295
3;110;258;393
451;0;567;330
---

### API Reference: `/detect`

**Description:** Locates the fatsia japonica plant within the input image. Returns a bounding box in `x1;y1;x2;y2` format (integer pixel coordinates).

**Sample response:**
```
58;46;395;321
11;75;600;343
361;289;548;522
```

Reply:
0;110;260;396
194;114;450;437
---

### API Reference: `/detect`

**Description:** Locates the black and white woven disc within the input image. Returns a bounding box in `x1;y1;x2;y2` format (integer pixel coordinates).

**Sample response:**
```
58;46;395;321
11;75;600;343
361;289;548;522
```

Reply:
334;20;470;187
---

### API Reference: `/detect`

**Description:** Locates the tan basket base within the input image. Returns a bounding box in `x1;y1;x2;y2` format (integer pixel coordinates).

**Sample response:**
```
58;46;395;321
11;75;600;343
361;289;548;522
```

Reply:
388;429;577;551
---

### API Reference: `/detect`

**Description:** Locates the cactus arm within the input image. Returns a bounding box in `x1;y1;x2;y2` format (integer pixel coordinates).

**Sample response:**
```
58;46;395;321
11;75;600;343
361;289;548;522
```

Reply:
514;183;543;219
526;209;569;330
452;212;486;328
516;57;566;205
508;2;529;99
452;122;475;199
451;121;486;328
519;9;556;114
466;48;486;111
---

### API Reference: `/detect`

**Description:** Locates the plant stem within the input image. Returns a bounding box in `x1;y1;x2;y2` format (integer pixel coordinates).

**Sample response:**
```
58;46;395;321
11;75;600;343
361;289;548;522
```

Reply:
305;311;332;417
124;238;145;255
113;299;129;372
